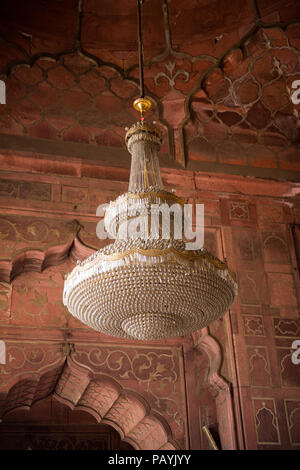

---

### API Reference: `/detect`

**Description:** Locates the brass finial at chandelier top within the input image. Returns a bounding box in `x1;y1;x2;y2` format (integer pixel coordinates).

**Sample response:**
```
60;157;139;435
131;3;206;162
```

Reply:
133;97;152;120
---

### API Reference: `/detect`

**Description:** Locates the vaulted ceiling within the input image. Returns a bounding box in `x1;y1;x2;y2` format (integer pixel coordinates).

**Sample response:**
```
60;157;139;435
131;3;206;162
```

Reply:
0;0;300;181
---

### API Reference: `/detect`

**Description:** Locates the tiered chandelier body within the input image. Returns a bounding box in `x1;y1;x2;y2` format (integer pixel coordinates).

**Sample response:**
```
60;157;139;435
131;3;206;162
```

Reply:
62;1;238;341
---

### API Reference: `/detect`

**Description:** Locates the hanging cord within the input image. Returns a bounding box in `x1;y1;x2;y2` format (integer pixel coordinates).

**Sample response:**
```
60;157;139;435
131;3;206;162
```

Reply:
134;0;152;119
137;0;145;98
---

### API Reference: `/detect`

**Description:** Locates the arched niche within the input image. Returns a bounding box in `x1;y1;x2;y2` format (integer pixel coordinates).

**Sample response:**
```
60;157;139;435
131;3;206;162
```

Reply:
0;394;133;450
0;356;179;451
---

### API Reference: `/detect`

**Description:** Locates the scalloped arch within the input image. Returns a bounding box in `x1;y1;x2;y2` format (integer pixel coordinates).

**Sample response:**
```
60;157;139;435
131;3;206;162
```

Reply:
192;328;237;449
0;47;175;159
180;23;300;166
0;356;179;450
0;234;95;283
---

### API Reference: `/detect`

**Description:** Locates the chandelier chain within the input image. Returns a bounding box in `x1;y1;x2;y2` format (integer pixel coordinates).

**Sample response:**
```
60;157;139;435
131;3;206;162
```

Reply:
137;0;145;98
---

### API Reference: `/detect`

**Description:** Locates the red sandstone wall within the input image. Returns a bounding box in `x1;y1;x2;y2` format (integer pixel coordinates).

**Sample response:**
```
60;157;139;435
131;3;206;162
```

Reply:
0;162;299;449
0;0;299;450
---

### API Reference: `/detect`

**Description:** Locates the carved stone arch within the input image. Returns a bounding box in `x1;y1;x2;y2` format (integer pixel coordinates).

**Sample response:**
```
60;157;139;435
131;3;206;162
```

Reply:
192;328;237;450
180;23;298;169
263;233;289;264
0;48;174;159
0;356;179;450
0;228;96;284
0;213;89;283
0;360;66;417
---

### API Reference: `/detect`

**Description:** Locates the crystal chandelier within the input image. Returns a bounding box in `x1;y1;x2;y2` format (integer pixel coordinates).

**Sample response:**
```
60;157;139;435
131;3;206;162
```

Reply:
63;1;238;340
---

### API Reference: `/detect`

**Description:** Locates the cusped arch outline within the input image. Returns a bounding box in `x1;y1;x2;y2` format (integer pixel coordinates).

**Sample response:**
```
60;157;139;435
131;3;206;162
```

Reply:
0;45;175;160
0;355;180;450
179;23;300;166
0;232;97;283
192;327;237;450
